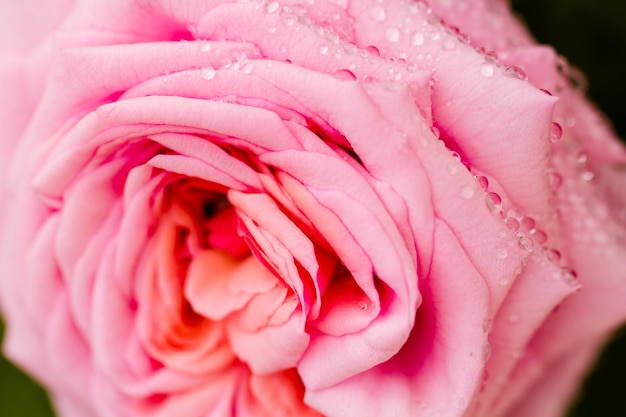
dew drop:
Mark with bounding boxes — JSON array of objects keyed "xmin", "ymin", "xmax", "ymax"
[
  {"xmin": 530, "ymin": 229, "xmax": 547, "ymax": 245},
  {"xmin": 325, "ymin": 31, "xmax": 340, "ymax": 44},
  {"xmin": 548, "ymin": 172, "xmax": 563, "ymax": 189},
  {"xmin": 344, "ymin": 44, "xmax": 358, "ymax": 55},
  {"xmin": 480, "ymin": 61, "xmax": 494, "ymax": 78},
  {"xmin": 546, "ymin": 248, "xmax": 561, "ymax": 262},
  {"xmin": 447, "ymin": 163, "xmax": 457, "ymax": 174},
  {"xmin": 319, "ymin": 45, "xmax": 329, "ymax": 55},
  {"xmin": 520, "ymin": 217, "xmax": 535, "ymax": 231},
  {"xmin": 581, "ymin": 171, "xmax": 595, "ymax": 181},
  {"xmin": 461, "ymin": 185, "xmax": 475, "ymax": 199},
  {"xmin": 427, "ymin": 15, "xmax": 441, "ymax": 25},
  {"xmin": 507, "ymin": 207, "xmax": 524, "ymax": 220},
  {"xmin": 365, "ymin": 45, "xmax": 381, "ymax": 56},
  {"xmin": 482, "ymin": 319, "xmax": 493, "ymax": 333},
  {"xmin": 383, "ymin": 82, "xmax": 402, "ymax": 91},
  {"xmin": 486, "ymin": 192, "xmax": 502, "ymax": 212},
  {"xmin": 332, "ymin": 69, "xmax": 357, "ymax": 81},
  {"xmin": 577, "ymin": 152, "xmax": 588, "ymax": 164},
  {"xmin": 386, "ymin": 27, "xmax": 400, "ymax": 42},
  {"xmin": 443, "ymin": 37, "xmax": 456, "ymax": 50},
  {"xmin": 474, "ymin": 175, "xmax": 489, "ymax": 191},
  {"xmin": 268, "ymin": 26, "xmax": 277, "ymax": 34},
  {"xmin": 430, "ymin": 126, "xmax": 440, "ymax": 139},
  {"xmin": 482, "ymin": 344, "xmax": 492, "ymax": 362},
  {"xmin": 504, "ymin": 217, "xmax": 520, "ymax": 232},
  {"xmin": 550, "ymin": 122, "xmax": 563, "ymax": 143},
  {"xmin": 201, "ymin": 66, "xmax": 216, "ymax": 80},
  {"xmin": 200, "ymin": 42, "xmax": 212, "ymax": 52},
  {"xmin": 560, "ymin": 267, "xmax": 578, "ymax": 286},
  {"xmin": 411, "ymin": 31, "xmax": 425, "ymax": 46},
  {"xmin": 518, "ymin": 236, "xmax": 534, "ymax": 252},
  {"xmin": 370, "ymin": 5, "xmax": 386, "ymax": 22},
  {"xmin": 359, "ymin": 301, "xmax": 374, "ymax": 311},
  {"xmin": 504, "ymin": 66, "xmax": 527, "ymax": 81},
  {"xmin": 264, "ymin": 0, "xmax": 280, "ymax": 13},
  {"xmin": 496, "ymin": 247, "xmax": 508, "ymax": 259}
]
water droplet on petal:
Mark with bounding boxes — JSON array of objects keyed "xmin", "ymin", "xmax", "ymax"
[
  {"xmin": 486, "ymin": 192, "xmax": 502, "ymax": 212},
  {"xmin": 201, "ymin": 66, "xmax": 216, "ymax": 80},
  {"xmin": 550, "ymin": 122, "xmax": 563, "ymax": 143},
  {"xmin": 443, "ymin": 37, "xmax": 456, "ymax": 50},
  {"xmin": 333, "ymin": 69, "xmax": 357, "ymax": 81},
  {"xmin": 518, "ymin": 236, "xmax": 534, "ymax": 251},
  {"xmin": 549, "ymin": 172, "xmax": 563, "ymax": 189},
  {"xmin": 461, "ymin": 185, "xmax": 475, "ymax": 199},
  {"xmin": 344, "ymin": 44, "xmax": 357, "ymax": 55},
  {"xmin": 359, "ymin": 301, "xmax": 369, "ymax": 310},
  {"xmin": 546, "ymin": 248, "xmax": 561, "ymax": 262},
  {"xmin": 504, "ymin": 66, "xmax": 527, "ymax": 81},
  {"xmin": 520, "ymin": 217, "xmax": 535, "ymax": 231},
  {"xmin": 507, "ymin": 207, "xmax": 524, "ymax": 220},
  {"xmin": 411, "ymin": 31, "xmax": 425, "ymax": 46},
  {"xmin": 560, "ymin": 267, "xmax": 578, "ymax": 286},
  {"xmin": 530, "ymin": 229, "xmax": 547, "ymax": 245},
  {"xmin": 496, "ymin": 247, "xmax": 508, "ymax": 259},
  {"xmin": 386, "ymin": 27, "xmax": 400, "ymax": 42},
  {"xmin": 319, "ymin": 45, "xmax": 329, "ymax": 55},
  {"xmin": 577, "ymin": 152, "xmax": 588, "ymax": 164},
  {"xmin": 504, "ymin": 217, "xmax": 520, "ymax": 232},
  {"xmin": 325, "ymin": 31, "xmax": 340, "ymax": 44},
  {"xmin": 483, "ymin": 319, "xmax": 493, "ymax": 333},
  {"xmin": 474, "ymin": 175, "xmax": 489, "ymax": 191},
  {"xmin": 200, "ymin": 42, "xmax": 212, "ymax": 52},
  {"xmin": 581, "ymin": 171, "xmax": 595, "ymax": 181},
  {"xmin": 265, "ymin": 0, "xmax": 280, "ymax": 13},
  {"xmin": 370, "ymin": 5, "xmax": 386, "ymax": 22},
  {"xmin": 282, "ymin": 13, "xmax": 295, "ymax": 26},
  {"xmin": 365, "ymin": 45, "xmax": 381, "ymax": 57},
  {"xmin": 268, "ymin": 26, "xmax": 277, "ymax": 34},
  {"xmin": 480, "ymin": 61, "xmax": 494, "ymax": 78},
  {"xmin": 482, "ymin": 344, "xmax": 492, "ymax": 362}
]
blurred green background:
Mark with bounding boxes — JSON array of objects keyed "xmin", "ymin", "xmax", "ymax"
[{"xmin": 1, "ymin": 0, "xmax": 625, "ymax": 416}]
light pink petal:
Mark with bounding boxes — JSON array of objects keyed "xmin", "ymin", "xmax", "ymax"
[
  {"xmin": 228, "ymin": 308, "xmax": 309, "ymax": 374},
  {"xmin": 240, "ymin": 370, "xmax": 323, "ymax": 417},
  {"xmin": 464, "ymin": 256, "xmax": 580, "ymax": 416},
  {"xmin": 185, "ymin": 250, "xmax": 277, "ymax": 320},
  {"xmin": 22, "ymin": 40, "xmax": 261, "ymax": 149},
  {"xmin": 0, "ymin": 0, "xmax": 73, "ymax": 54},
  {"xmin": 148, "ymin": 132, "xmax": 263, "ymax": 190},
  {"xmin": 305, "ymin": 219, "xmax": 489, "ymax": 417},
  {"xmin": 504, "ymin": 336, "xmax": 607, "ymax": 417}
]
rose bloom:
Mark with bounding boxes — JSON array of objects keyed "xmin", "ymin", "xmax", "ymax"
[{"xmin": 1, "ymin": 0, "xmax": 625, "ymax": 416}]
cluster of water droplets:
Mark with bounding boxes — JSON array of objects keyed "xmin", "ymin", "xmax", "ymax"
[
  {"xmin": 442, "ymin": 120, "xmax": 579, "ymax": 288},
  {"xmin": 254, "ymin": 0, "xmax": 438, "ymax": 86}
]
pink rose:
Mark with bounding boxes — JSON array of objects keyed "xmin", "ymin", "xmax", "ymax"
[{"xmin": 1, "ymin": 0, "xmax": 625, "ymax": 416}]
